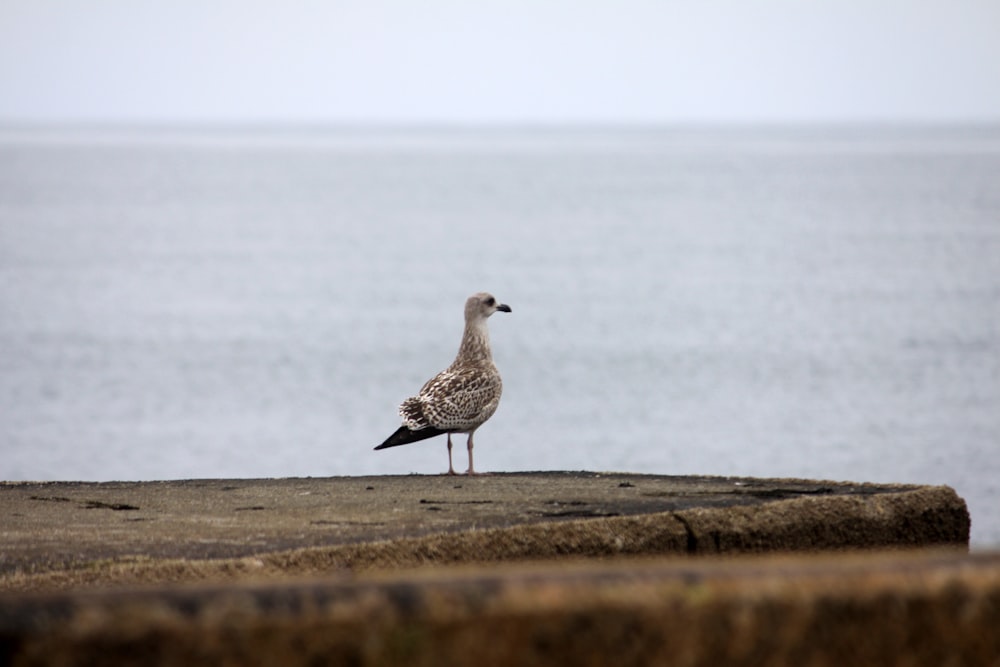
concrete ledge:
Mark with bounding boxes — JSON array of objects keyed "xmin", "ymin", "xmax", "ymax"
[
  {"xmin": 0, "ymin": 474, "xmax": 969, "ymax": 591},
  {"xmin": 0, "ymin": 473, "xmax": 980, "ymax": 665},
  {"xmin": 2, "ymin": 550, "xmax": 997, "ymax": 666}
]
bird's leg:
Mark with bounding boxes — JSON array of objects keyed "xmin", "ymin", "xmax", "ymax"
[
  {"xmin": 446, "ymin": 433, "xmax": 457, "ymax": 475},
  {"xmin": 465, "ymin": 432, "xmax": 476, "ymax": 475},
  {"xmin": 465, "ymin": 431, "xmax": 488, "ymax": 475}
]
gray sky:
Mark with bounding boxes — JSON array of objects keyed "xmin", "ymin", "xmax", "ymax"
[{"xmin": 2, "ymin": 0, "xmax": 999, "ymax": 124}]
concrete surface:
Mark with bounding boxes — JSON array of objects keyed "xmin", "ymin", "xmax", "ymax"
[
  {"xmin": 0, "ymin": 472, "xmax": 982, "ymax": 665},
  {"xmin": 0, "ymin": 472, "xmax": 969, "ymax": 592}
]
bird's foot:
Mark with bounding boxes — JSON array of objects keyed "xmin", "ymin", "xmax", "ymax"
[{"xmin": 465, "ymin": 469, "xmax": 491, "ymax": 476}]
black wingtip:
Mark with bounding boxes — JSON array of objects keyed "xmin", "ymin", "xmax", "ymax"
[{"xmin": 374, "ymin": 425, "xmax": 448, "ymax": 450}]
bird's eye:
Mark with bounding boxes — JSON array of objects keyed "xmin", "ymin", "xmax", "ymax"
[{"xmin": 484, "ymin": 296, "xmax": 495, "ymax": 306}]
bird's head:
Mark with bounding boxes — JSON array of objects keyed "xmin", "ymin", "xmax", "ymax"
[{"xmin": 466, "ymin": 292, "xmax": 512, "ymax": 321}]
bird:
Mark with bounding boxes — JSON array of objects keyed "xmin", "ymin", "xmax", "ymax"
[{"xmin": 375, "ymin": 292, "xmax": 511, "ymax": 475}]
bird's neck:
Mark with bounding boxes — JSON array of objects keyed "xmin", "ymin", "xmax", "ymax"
[{"xmin": 456, "ymin": 318, "xmax": 493, "ymax": 364}]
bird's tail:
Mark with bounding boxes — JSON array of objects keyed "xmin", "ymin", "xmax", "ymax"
[{"xmin": 374, "ymin": 425, "xmax": 449, "ymax": 450}]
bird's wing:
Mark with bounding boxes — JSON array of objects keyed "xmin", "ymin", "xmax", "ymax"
[
  {"xmin": 375, "ymin": 424, "xmax": 448, "ymax": 450},
  {"xmin": 417, "ymin": 364, "xmax": 503, "ymax": 431}
]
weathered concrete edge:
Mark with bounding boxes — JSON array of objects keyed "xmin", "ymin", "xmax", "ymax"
[
  {"xmin": 2, "ymin": 550, "xmax": 997, "ymax": 667},
  {"xmin": 2, "ymin": 484, "xmax": 969, "ymax": 592},
  {"xmin": 268, "ymin": 484, "xmax": 970, "ymax": 567}
]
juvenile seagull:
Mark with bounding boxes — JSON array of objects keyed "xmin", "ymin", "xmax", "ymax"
[{"xmin": 375, "ymin": 292, "xmax": 511, "ymax": 475}]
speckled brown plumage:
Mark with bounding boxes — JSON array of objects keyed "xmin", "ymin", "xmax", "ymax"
[{"xmin": 375, "ymin": 292, "xmax": 511, "ymax": 475}]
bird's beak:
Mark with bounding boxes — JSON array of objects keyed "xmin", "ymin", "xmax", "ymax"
[{"xmin": 497, "ymin": 303, "xmax": 512, "ymax": 313}]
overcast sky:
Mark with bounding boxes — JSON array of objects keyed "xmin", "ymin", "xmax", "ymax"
[{"xmin": 2, "ymin": 1, "xmax": 999, "ymax": 125}]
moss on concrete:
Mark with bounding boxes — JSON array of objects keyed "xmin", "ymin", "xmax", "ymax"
[{"xmin": 2, "ymin": 550, "xmax": 997, "ymax": 667}]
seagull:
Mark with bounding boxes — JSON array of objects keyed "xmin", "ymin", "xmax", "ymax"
[{"xmin": 375, "ymin": 292, "xmax": 511, "ymax": 475}]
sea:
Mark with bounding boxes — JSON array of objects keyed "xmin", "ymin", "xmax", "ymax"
[{"xmin": 1, "ymin": 124, "xmax": 998, "ymax": 547}]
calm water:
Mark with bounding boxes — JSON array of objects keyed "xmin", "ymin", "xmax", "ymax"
[{"xmin": 1, "ymin": 125, "xmax": 998, "ymax": 546}]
